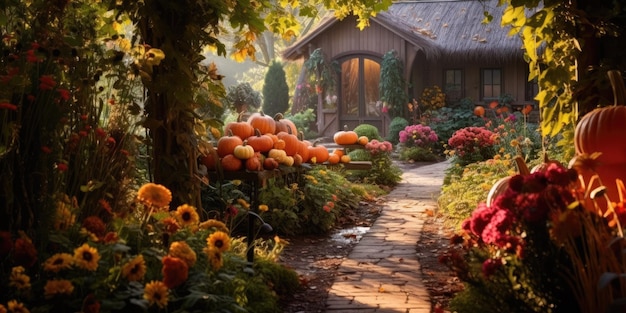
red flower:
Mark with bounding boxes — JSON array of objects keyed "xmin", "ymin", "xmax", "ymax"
[
  {"xmin": 0, "ymin": 101, "xmax": 17, "ymax": 111},
  {"xmin": 162, "ymin": 256, "xmax": 188, "ymax": 288},
  {"xmin": 82, "ymin": 216, "xmax": 106, "ymax": 237},
  {"xmin": 481, "ymin": 258, "xmax": 502, "ymax": 278},
  {"xmin": 41, "ymin": 146, "xmax": 52, "ymax": 154},
  {"xmin": 57, "ymin": 88, "xmax": 70, "ymax": 101},
  {"xmin": 95, "ymin": 128, "xmax": 107, "ymax": 138},
  {"xmin": 0, "ymin": 231, "xmax": 13, "ymax": 257},
  {"xmin": 13, "ymin": 235, "xmax": 38, "ymax": 268},
  {"xmin": 99, "ymin": 199, "xmax": 112, "ymax": 215},
  {"xmin": 57, "ymin": 162, "xmax": 68, "ymax": 172},
  {"xmin": 39, "ymin": 75, "xmax": 57, "ymax": 90},
  {"xmin": 82, "ymin": 294, "xmax": 101, "ymax": 313}
]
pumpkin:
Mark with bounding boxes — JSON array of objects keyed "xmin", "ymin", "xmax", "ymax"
[
  {"xmin": 276, "ymin": 128, "xmax": 299, "ymax": 156},
  {"xmin": 281, "ymin": 155, "xmax": 295, "ymax": 166},
  {"xmin": 486, "ymin": 156, "xmax": 530, "ymax": 207},
  {"xmin": 340, "ymin": 155, "xmax": 351, "ymax": 163},
  {"xmin": 233, "ymin": 140, "xmax": 255, "ymax": 160},
  {"xmin": 293, "ymin": 153, "xmax": 303, "ymax": 166},
  {"xmin": 224, "ymin": 112, "xmax": 254, "ymax": 139},
  {"xmin": 357, "ymin": 136, "xmax": 369, "ymax": 145},
  {"xmin": 216, "ymin": 131, "xmax": 243, "ymax": 157},
  {"xmin": 474, "ymin": 105, "xmax": 485, "ymax": 117},
  {"xmin": 221, "ymin": 154, "xmax": 242, "ymax": 171},
  {"xmin": 333, "ymin": 149, "xmax": 345, "ymax": 157},
  {"xmin": 245, "ymin": 154, "xmax": 262, "ymax": 171},
  {"xmin": 327, "ymin": 153, "xmax": 340, "ymax": 164},
  {"xmin": 246, "ymin": 129, "xmax": 274, "ymax": 153},
  {"xmin": 263, "ymin": 157, "xmax": 279, "ymax": 170},
  {"xmin": 199, "ymin": 149, "xmax": 218, "ymax": 171},
  {"xmin": 247, "ymin": 111, "xmax": 276, "ymax": 135},
  {"xmin": 333, "ymin": 125, "xmax": 359, "ymax": 145},
  {"xmin": 296, "ymin": 140, "xmax": 310, "ymax": 163},
  {"xmin": 574, "ymin": 70, "xmax": 626, "ymax": 202},
  {"xmin": 273, "ymin": 139, "xmax": 286, "ymax": 150},
  {"xmin": 268, "ymin": 148, "xmax": 287, "ymax": 162},
  {"xmin": 308, "ymin": 141, "xmax": 329, "ymax": 163},
  {"xmin": 274, "ymin": 113, "xmax": 298, "ymax": 135}
]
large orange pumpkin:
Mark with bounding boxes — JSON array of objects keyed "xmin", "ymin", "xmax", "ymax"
[
  {"xmin": 276, "ymin": 129, "xmax": 299, "ymax": 156},
  {"xmin": 274, "ymin": 113, "xmax": 298, "ymax": 135},
  {"xmin": 246, "ymin": 129, "xmax": 274, "ymax": 153},
  {"xmin": 308, "ymin": 141, "xmax": 329, "ymax": 163},
  {"xmin": 224, "ymin": 112, "xmax": 254, "ymax": 139},
  {"xmin": 474, "ymin": 105, "xmax": 485, "ymax": 117},
  {"xmin": 333, "ymin": 125, "xmax": 358, "ymax": 145},
  {"xmin": 574, "ymin": 70, "xmax": 626, "ymax": 202},
  {"xmin": 247, "ymin": 111, "xmax": 276, "ymax": 135},
  {"xmin": 216, "ymin": 131, "xmax": 243, "ymax": 157}
]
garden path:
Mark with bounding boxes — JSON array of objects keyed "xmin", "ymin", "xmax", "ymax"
[{"xmin": 325, "ymin": 160, "xmax": 449, "ymax": 312}]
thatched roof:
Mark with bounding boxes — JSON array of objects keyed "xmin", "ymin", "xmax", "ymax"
[{"xmin": 282, "ymin": 0, "xmax": 524, "ymax": 62}]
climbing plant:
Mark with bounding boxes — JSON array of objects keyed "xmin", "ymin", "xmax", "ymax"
[{"xmin": 379, "ymin": 50, "xmax": 408, "ymax": 119}]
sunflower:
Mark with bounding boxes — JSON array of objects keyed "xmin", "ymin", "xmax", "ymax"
[
  {"xmin": 43, "ymin": 253, "xmax": 74, "ymax": 273},
  {"xmin": 169, "ymin": 241, "xmax": 197, "ymax": 268},
  {"xmin": 204, "ymin": 246, "xmax": 223, "ymax": 270},
  {"xmin": 144, "ymin": 280, "xmax": 169, "ymax": 308},
  {"xmin": 9, "ymin": 266, "xmax": 30, "ymax": 290},
  {"xmin": 206, "ymin": 231, "xmax": 230, "ymax": 253},
  {"xmin": 136, "ymin": 183, "xmax": 172, "ymax": 208},
  {"xmin": 122, "ymin": 255, "xmax": 146, "ymax": 282},
  {"xmin": 73, "ymin": 243, "xmax": 100, "ymax": 271},
  {"xmin": 174, "ymin": 204, "xmax": 199, "ymax": 227},
  {"xmin": 54, "ymin": 199, "xmax": 75, "ymax": 231},
  {"xmin": 6, "ymin": 300, "xmax": 28, "ymax": 313},
  {"xmin": 44, "ymin": 279, "xmax": 74, "ymax": 299},
  {"xmin": 198, "ymin": 219, "xmax": 229, "ymax": 233}
]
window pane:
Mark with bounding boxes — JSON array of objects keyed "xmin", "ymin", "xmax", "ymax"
[
  {"xmin": 493, "ymin": 69, "xmax": 501, "ymax": 83},
  {"xmin": 341, "ymin": 58, "xmax": 359, "ymax": 116},
  {"xmin": 484, "ymin": 85, "xmax": 493, "ymax": 97},
  {"xmin": 364, "ymin": 58, "xmax": 381, "ymax": 117}
]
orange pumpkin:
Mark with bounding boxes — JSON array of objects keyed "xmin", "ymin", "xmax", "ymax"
[
  {"xmin": 274, "ymin": 113, "xmax": 298, "ymax": 135},
  {"xmin": 199, "ymin": 149, "xmax": 218, "ymax": 171},
  {"xmin": 273, "ymin": 139, "xmax": 286, "ymax": 150},
  {"xmin": 246, "ymin": 129, "xmax": 274, "ymax": 153},
  {"xmin": 357, "ymin": 136, "xmax": 369, "ymax": 145},
  {"xmin": 263, "ymin": 157, "xmax": 279, "ymax": 170},
  {"xmin": 340, "ymin": 155, "xmax": 351, "ymax": 163},
  {"xmin": 333, "ymin": 125, "xmax": 359, "ymax": 145},
  {"xmin": 221, "ymin": 154, "xmax": 242, "ymax": 171},
  {"xmin": 574, "ymin": 70, "xmax": 626, "ymax": 202},
  {"xmin": 216, "ymin": 131, "xmax": 243, "ymax": 157},
  {"xmin": 247, "ymin": 111, "xmax": 276, "ymax": 135},
  {"xmin": 276, "ymin": 129, "xmax": 299, "ymax": 156},
  {"xmin": 224, "ymin": 112, "xmax": 254, "ymax": 139},
  {"xmin": 245, "ymin": 153, "xmax": 262, "ymax": 171},
  {"xmin": 327, "ymin": 153, "xmax": 340, "ymax": 165},
  {"xmin": 308, "ymin": 141, "xmax": 329, "ymax": 163},
  {"xmin": 474, "ymin": 105, "xmax": 485, "ymax": 117},
  {"xmin": 333, "ymin": 149, "xmax": 345, "ymax": 157}
]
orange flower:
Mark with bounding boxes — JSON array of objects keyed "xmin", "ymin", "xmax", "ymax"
[
  {"xmin": 161, "ymin": 256, "xmax": 188, "ymax": 289},
  {"xmin": 82, "ymin": 216, "xmax": 106, "ymax": 238},
  {"xmin": 206, "ymin": 231, "xmax": 230, "ymax": 253},
  {"xmin": 522, "ymin": 104, "xmax": 533, "ymax": 115},
  {"xmin": 44, "ymin": 279, "xmax": 74, "ymax": 298},
  {"xmin": 13, "ymin": 233, "xmax": 37, "ymax": 268},
  {"xmin": 489, "ymin": 101, "xmax": 499, "ymax": 109},
  {"xmin": 43, "ymin": 253, "xmax": 73, "ymax": 273},
  {"xmin": 174, "ymin": 204, "xmax": 199, "ymax": 227},
  {"xmin": 136, "ymin": 183, "xmax": 172, "ymax": 208},
  {"xmin": 144, "ymin": 281, "xmax": 168, "ymax": 308},
  {"xmin": 169, "ymin": 241, "xmax": 197, "ymax": 268},
  {"xmin": 122, "ymin": 255, "xmax": 146, "ymax": 282},
  {"xmin": 7, "ymin": 300, "xmax": 28, "ymax": 313},
  {"xmin": 73, "ymin": 243, "xmax": 100, "ymax": 271}
]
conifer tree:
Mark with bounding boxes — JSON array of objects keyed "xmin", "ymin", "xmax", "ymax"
[{"xmin": 262, "ymin": 61, "xmax": 290, "ymax": 116}]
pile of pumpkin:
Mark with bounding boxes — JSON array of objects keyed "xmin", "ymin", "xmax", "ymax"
[{"xmin": 199, "ymin": 112, "xmax": 369, "ymax": 172}]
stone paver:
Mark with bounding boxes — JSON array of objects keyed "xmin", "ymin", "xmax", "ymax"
[{"xmin": 325, "ymin": 160, "xmax": 449, "ymax": 313}]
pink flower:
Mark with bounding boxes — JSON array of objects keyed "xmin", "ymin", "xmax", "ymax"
[
  {"xmin": 482, "ymin": 258, "xmax": 502, "ymax": 278},
  {"xmin": 57, "ymin": 88, "xmax": 70, "ymax": 101},
  {"xmin": 39, "ymin": 75, "xmax": 57, "ymax": 90}
]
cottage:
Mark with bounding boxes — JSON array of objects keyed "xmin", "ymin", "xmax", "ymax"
[{"xmin": 282, "ymin": 0, "xmax": 537, "ymax": 138}]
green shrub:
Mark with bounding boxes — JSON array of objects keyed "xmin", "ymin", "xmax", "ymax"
[
  {"xmin": 284, "ymin": 109, "xmax": 317, "ymax": 139},
  {"xmin": 347, "ymin": 149, "xmax": 372, "ymax": 161},
  {"xmin": 399, "ymin": 146, "xmax": 437, "ymax": 162},
  {"xmin": 262, "ymin": 61, "xmax": 290, "ymax": 116},
  {"xmin": 386, "ymin": 117, "xmax": 409, "ymax": 144},
  {"xmin": 423, "ymin": 97, "xmax": 485, "ymax": 143},
  {"xmin": 353, "ymin": 124, "xmax": 382, "ymax": 140}
]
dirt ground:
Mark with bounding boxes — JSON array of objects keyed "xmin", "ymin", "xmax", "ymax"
[{"xmin": 278, "ymin": 161, "xmax": 464, "ymax": 313}]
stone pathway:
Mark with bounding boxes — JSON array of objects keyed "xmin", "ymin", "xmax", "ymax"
[{"xmin": 325, "ymin": 160, "xmax": 450, "ymax": 313}]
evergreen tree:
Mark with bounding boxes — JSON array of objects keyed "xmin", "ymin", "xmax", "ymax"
[{"xmin": 262, "ymin": 61, "xmax": 290, "ymax": 116}]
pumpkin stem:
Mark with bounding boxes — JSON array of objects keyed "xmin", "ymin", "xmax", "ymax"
[
  {"xmin": 343, "ymin": 124, "xmax": 349, "ymax": 131},
  {"xmin": 514, "ymin": 156, "xmax": 530, "ymax": 176},
  {"xmin": 608, "ymin": 70, "xmax": 626, "ymax": 106}
]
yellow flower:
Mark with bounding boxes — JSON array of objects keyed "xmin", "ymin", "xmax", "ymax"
[
  {"xmin": 144, "ymin": 280, "xmax": 169, "ymax": 308},
  {"xmin": 198, "ymin": 219, "xmax": 229, "ymax": 233},
  {"xmin": 169, "ymin": 241, "xmax": 197, "ymax": 268},
  {"xmin": 258, "ymin": 204, "xmax": 269, "ymax": 212},
  {"xmin": 232, "ymin": 180, "xmax": 242, "ymax": 186},
  {"xmin": 122, "ymin": 255, "xmax": 146, "ymax": 282},
  {"xmin": 54, "ymin": 200, "xmax": 75, "ymax": 231},
  {"xmin": 6, "ymin": 300, "xmax": 28, "ymax": 313},
  {"xmin": 145, "ymin": 48, "xmax": 165, "ymax": 66},
  {"xmin": 9, "ymin": 266, "xmax": 30, "ymax": 290},
  {"xmin": 73, "ymin": 243, "xmax": 100, "ymax": 271},
  {"xmin": 204, "ymin": 247, "xmax": 223, "ymax": 271},
  {"xmin": 236, "ymin": 198, "xmax": 250, "ymax": 209},
  {"xmin": 174, "ymin": 204, "xmax": 200, "ymax": 227},
  {"xmin": 510, "ymin": 139, "xmax": 519, "ymax": 147},
  {"xmin": 206, "ymin": 231, "xmax": 230, "ymax": 253},
  {"xmin": 137, "ymin": 183, "xmax": 172, "ymax": 208},
  {"xmin": 44, "ymin": 279, "xmax": 74, "ymax": 299}
]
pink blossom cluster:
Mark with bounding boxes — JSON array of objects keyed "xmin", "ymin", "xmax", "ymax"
[
  {"xmin": 398, "ymin": 124, "xmax": 439, "ymax": 149},
  {"xmin": 447, "ymin": 127, "xmax": 496, "ymax": 157},
  {"xmin": 461, "ymin": 162, "xmax": 578, "ymax": 278},
  {"xmin": 364, "ymin": 139, "xmax": 393, "ymax": 155}
]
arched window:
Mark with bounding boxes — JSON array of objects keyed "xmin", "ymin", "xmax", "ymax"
[{"xmin": 337, "ymin": 55, "xmax": 382, "ymax": 130}]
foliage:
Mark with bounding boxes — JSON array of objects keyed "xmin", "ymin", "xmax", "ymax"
[
  {"xmin": 386, "ymin": 117, "xmax": 409, "ymax": 144},
  {"xmin": 262, "ymin": 61, "xmax": 290, "ymax": 116},
  {"xmin": 258, "ymin": 178, "xmax": 302, "ymax": 236},
  {"xmin": 446, "ymin": 127, "xmax": 497, "ymax": 167},
  {"xmin": 438, "ymin": 158, "xmax": 517, "ymax": 226},
  {"xmin": 303, "ymin": 48, "xmax": 339, "ymax": 99},
  {"xmin": 419, "ymin": 85, "xmax": 446, "ymax": 112},
  {"xmin": 284, "ymin": 109, "xmax": 318, "ymax": 139},
  {"xmin": 347, "ymin": 149, "xmax": 372, "ymax": 161},
  {"xmin": 483, "ymin": 113, "xmax": 543, "ymax": 163},
  {"xmin": 441, "ymin": 160, "xmax": 626, "ymax": 313},
  {"xmin": 422, "ymin": 98, "xmax": 485, "ymax": 144},
  {"xmin": 364, "ymin": 140, "xmax": 401, "ymax": 186},
  {"xmin": 353, "ymin": 124, "xmax": 382, "ymax": 141},
  {"xmin": 399, "ymin": 147, "xmax": 438, "ymax": 163},
  {"xmin": 225, "ymin": 82, "xmax": 262, "ymax": 113},
  {"xmin": 379, "ymin": 50, "xmax": 407, "ymax": 118}
]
